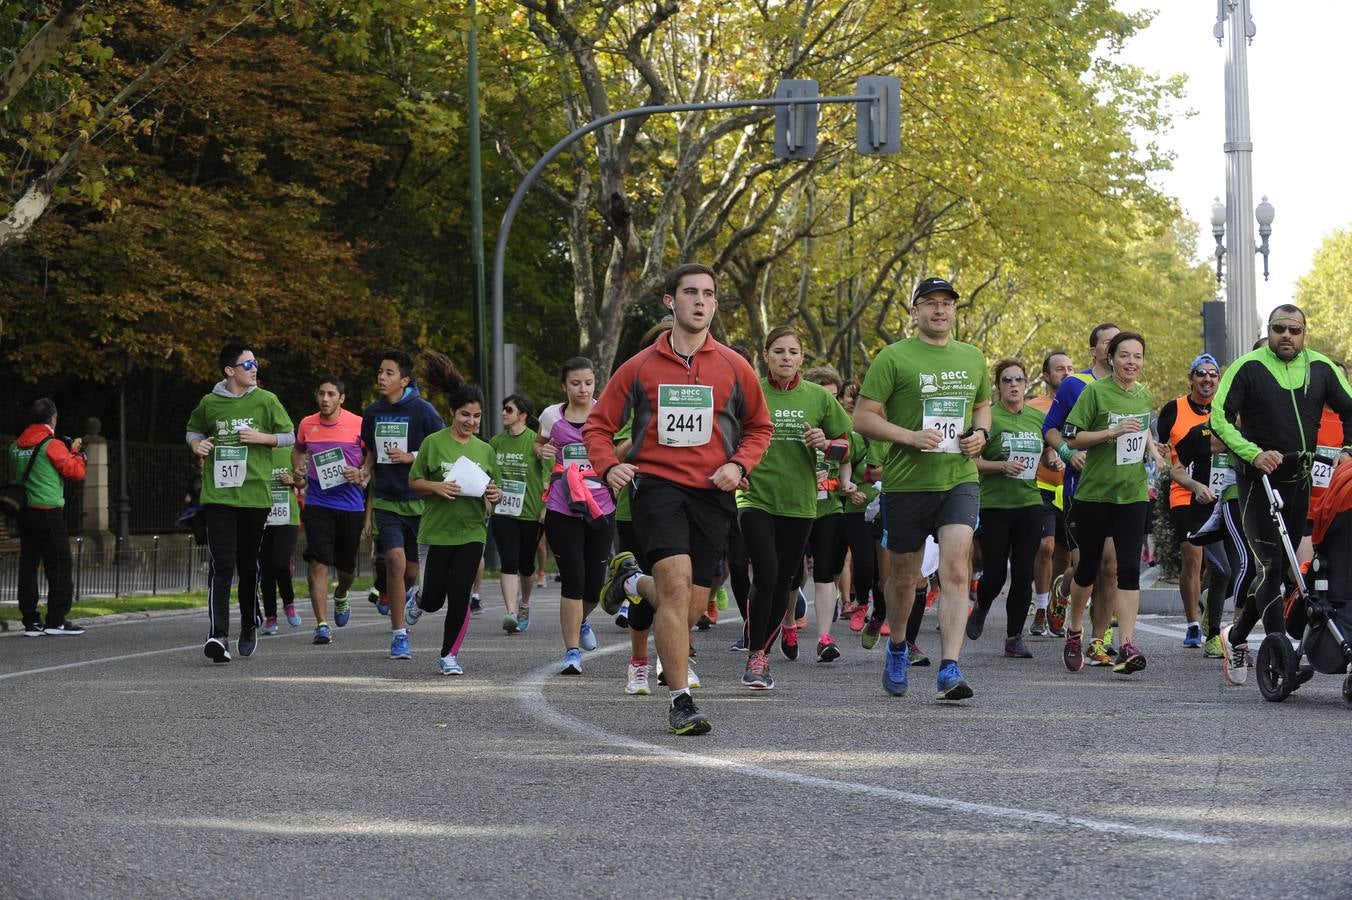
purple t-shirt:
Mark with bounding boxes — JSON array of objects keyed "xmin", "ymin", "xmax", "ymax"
[{"xmin": 541, "ymin": 404, "xmax": 615, "ymax": 517}]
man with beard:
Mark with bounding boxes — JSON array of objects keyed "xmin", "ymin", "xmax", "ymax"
[{"xmin": 1213, "ymin": 304, "xmax": 1352, "ymax": 685}]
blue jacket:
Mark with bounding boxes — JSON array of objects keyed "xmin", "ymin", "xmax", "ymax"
[{"xmin": 361, "ymin": 385, "xmax": 445, "ymax": 503}]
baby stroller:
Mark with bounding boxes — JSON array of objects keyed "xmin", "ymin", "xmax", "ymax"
[{"xmin": 1255, "ymin": 462, "xmax": 1352, "ymax": 705}]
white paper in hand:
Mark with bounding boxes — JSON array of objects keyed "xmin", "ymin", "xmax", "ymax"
[{"xmin": 446, "ymin": 455, "xmax": 490, "ymax": 498}]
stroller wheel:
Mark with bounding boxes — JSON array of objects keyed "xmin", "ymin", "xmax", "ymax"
[
  {"xmin": 1343, "ymin": 672, "xmax": 1352, "ymax": 708},
  {"xmin": 1256, "ymin": 633, "xmax": 1298, "ymax": 702}
]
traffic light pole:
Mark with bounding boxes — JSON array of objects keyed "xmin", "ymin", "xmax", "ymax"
[{"xmin": 489, "ymin": 88, "xmax": 894, "ymax": 433}]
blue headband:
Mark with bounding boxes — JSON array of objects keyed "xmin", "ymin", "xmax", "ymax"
[{"xmin": 1189, "ymin": 353, "xmax": 1219, "ymax": 374}]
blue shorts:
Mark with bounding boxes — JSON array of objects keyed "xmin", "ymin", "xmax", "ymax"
[{"xmin": 373, "ymin": 508, "xmax": 420, "ymax": 562}]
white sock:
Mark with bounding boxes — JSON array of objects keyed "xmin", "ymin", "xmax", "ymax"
[
  {"xmin": 669, "ymin": 688, "xmax": 691, "ymax": 705},
  {"xmin": 623, "ymin": 572, "xmax": 641, "ymax": 596},
  {"xmin": 1188, "ymin": 620, "xmax": 1200, "ymax": 629},
  {"xmin": 394, "ymin": 628, "xmax": 407, "ymax": 637},
  {"xmin": 1035, "ymin": 591, "xmax": 1050, "ymax": 610}
]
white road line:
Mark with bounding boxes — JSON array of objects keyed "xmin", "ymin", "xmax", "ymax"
[
  {"xmin": 515, "ymin": 645, "xmax": 1229, "ymax": 846},
  {"xmin": 0, "ymin": 620, "xmax": 387, "ymax": 682}
]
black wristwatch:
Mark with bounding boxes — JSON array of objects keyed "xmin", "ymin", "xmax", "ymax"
[
  {"xmin": 729, "ymin": 460, "xmax": 747, "ymax": 478},
  {"xmin": 972, "ymin": 427, "xmax": 989, "ymax": 441}
]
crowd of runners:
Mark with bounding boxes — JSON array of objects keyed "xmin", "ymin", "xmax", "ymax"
[{"xmin": 20, "ymin": 263, "xmax": 1349, "ymax": 735}]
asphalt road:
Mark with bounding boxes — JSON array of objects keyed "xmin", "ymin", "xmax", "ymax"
[{"xmin": 2, "ymin": 584, "xmax": 1350, "ymax": 899}]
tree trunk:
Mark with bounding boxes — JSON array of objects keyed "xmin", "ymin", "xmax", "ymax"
[{"xmin": 0, "ymin": 0, "xmax": 90, "ymax": 111}]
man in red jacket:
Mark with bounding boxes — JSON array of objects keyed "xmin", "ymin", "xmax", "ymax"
[
  {"xmin": 584, "ymin": 263, "xmax": 772, "ymax": 735},
  {"xmin": 9, "ymin": 398, "xmax": 87, "ymax": 635}
]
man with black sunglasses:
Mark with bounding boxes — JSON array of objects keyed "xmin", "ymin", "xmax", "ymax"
[
  {"xmin": 186, "ymin": 340, "xmax": 295, "ymax": 663},
  {"xmin": 1157, "ymin": 353, "xmax": 1223, "ymax": 649},
  {"xmin": 1212, "ymin": 304, "xmax": 1352, "ymax": 686}
]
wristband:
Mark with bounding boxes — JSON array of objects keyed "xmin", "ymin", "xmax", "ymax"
[{"xmin": 1057, "ymin": 441, "xmax": 1075, "ymax": 462}]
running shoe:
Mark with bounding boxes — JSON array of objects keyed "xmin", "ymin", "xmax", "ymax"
[
  {"xmin": 780, "ymin": 625, "xmax": 799, "ymax": 661},
  {"xmin": 879, "ymin": 621, "xmax": 891, "ymax": 637},
  {"xmin": 742, "ymin": 652, "xmax": 774, "ymax": 690},
  {"xmin": 376, "ymin": 594, "xmax": 390, "ymax": 617},
  {"xmin": 334, "ymin": 595, "xmax": 352, "ymax": 628},
  {"xmin": 502, "ymin": 614, "xmax": 519, "ymax": 634},
  {"xmin": 1004, "ymin": 635, "xmax": 1033, "ymax": 658},
  {"xmin": 1219, "ymin": 625, "xmax": 1248, "ymax": 685},
  {"xmin": 615, "ymin": 599, "xmax": 630, "ymax": 629},
  {"xmin": 237, "ymin": 630, "xmax": 258, "ymax": 658},
  {"xmin": 1203, "ymin": 635, "xmax": 1223, "ymax": 658},
  {"xmin": 1048, "ymin": 575, "xmax": 1068, "ymax": 636},
  {"xmin": 861, "ymin": 618, "xmax": 883, "ymax": 650},
  {"xmin": 579, "ymin": 619, "xmax": 598, "ymax": 651},
  {"xmin": 966, "ymin": 605, "xmax": 988, "ymax": 641},
  {"xmin": 313, "ymin": 623, "xmax": 332, "ymax": 645},
  {"xmin": 668, "ymin": 693, "xmax": 711, "ymax": 735},
  {"xmin": 1112, "ymin": 641, "xmax": 1147, "ymax": 674},
  {"xmin": 795, "ymin": 589, "xmax": 808, "ymax": 629},
  {"xmin": 203, "ymin": 636, "xmax": 231, "ymax": 663},
  {"xmin": 687, "ymin": 662, "xmax": 702, "ymax": 689},
  {"xmin": 936, "ymin": 661, "xmax": 973, "ymax": 700},
  {"xmin": 1103, "ymin": 620, "xmax": 1116, "ymax": 649},
  {"xmin": 842, "ymin": 599, "xmax": 859, "ymax": 618},
  {"xmin": 1062, "ymin": 630, "xmax": 1084, "ymax": 672},
  {"xmin": 517, "ymin": 603, "xmax": 530, "ymax": 633},
  {"xmin": 1183, "ymin": 623, "xmax": 1203, "ymax": 648},
  {"xmin": 439, "ymin": 654, "xmax": 464, "ymax": 676},
  {"xmin": 1030, "ymin": 608, "xmax": 1048, "ymax": 636},
  {"xmin": 816, "ymin": 634, "xmax": 841, "ymax": 663},
  {"xmin": 1086, "ymin": 638, "xmax": 1113, "ymax": 667},
  {"xmin": 404, "ymin": 590, "xmax": 423, "ymax": 627},
  {"xmin": 560, "ymin": 648, "xmax": 583, "ymax": 675},
  {"xmin": 390, "ymin": 632, "xmax": 411, "ymax": 659},
  {"xmin": 729, "ymin": 634, "xmax": 748, "ymax": 652},
  {"xmin": 625, "ymin": 661, "xmax": 650, "ymax": 695},
  {"xmin": 697, "ymin": 598, "xmax": 718, "ymax": 630},
  {"xmin": 284, "ymin": 604, "xmax": 301, "ymax": 628},
  {"xmin": 601, "ymin": 551, "xmax": 641, "ymax": 615},
  {"xmin": 470, "ymin": 594, "xmax": 482, "ymax": 615},
  {"xmin": 849, "ymin": 604, "xmax": 869, "ymax": 633},
  {"xmin": 882, "ymin": 640, "xmax": 910, "ymax": 696},
  {"xmin": 260, "ymin": 617, "xmax": 279, "ymax": 636},
  {"xmin": 924, "ymin": 582, "xmax": 939, "ymax": 609},
  {"xmin": 22, "ymin": 620, "xmax": 45, "ymax": 636},
  {"xmin": 907, "ymin": 642, "xmax": 931, "ymax": 666},
  {"xmin": 714, "ymin": 585, "xmax": 730, "ymax": 610}
]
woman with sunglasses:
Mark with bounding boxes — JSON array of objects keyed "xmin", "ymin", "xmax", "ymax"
[
  {"xmin": 1061, "ymin": 332, "xmax": 1167, "ymax": 675},
  {"xmin": 968, "ymin": 360, "xmax": 1046, "ymax": 658}
]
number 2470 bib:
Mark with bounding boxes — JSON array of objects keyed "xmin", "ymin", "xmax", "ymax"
[{"xmin": 657, "ymin": 385, "xmax": 714, "ymax": 447}]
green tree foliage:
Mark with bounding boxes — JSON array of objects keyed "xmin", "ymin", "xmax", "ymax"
[{"xmin": 1295, "ymin": 227, "xmax": 1352, "ymax": 365}]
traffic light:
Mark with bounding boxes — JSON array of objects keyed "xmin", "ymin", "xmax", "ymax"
[
  {"xmin": 773, "ymin": 79, "xmax": 819, "ymax": 159},
  {"xmin": 855, "ymin": 76, "xmax": 900, "ymax": 155}
]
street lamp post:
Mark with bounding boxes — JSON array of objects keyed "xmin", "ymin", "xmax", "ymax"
[
  {"xmin": 1209, "ymin": 193, "xmax": 1274, "ymax": 355},
  {"xmin": 1215, "ymin": 0, "xmax": 1263, "ymax": 362}
]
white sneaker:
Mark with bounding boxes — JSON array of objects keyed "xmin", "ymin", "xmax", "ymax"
[
  {"xmin": 1220, "ymin": 625, "xmax": 1249, "ymax": 685},
  {"xmin": 439, "ymin": 654, "xmax": 463, "ymax": 676},
  {"xmin": 625, "ymin": 662, "xmax": 650, "ymax": 695},
  {"xmin": 688, "ymin": 661, "xmax": 701, "ymax": 689},
  {"xmin": 405, "ymin": 586, "xmax": 423, "ymax": 627}
]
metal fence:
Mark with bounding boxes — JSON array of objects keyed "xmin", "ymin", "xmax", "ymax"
[
  {"xmin": 107, "ymin": 441, "xmax": 200, "ymax": 535},
  {"xmin": 0, "ymin": 533, "xmax": 376, "ymax": 604}
]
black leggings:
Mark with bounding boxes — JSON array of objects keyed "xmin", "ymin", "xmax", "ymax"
[
  {"xmin": 726, "ymin": 520, "xmax": 751, "ymax": 621},
  {"xmin": 842, "ymin": 513, "xmax": 875, "ymax": 605},
  {"xmin": 976, "ymin": 505, "xmax": 1042, "ymax": 637},
  {"xmin": 739, "ymin": 508, "xmax": 813, "ymax": 654},
  {"xmin": 545, "ymin": 510, "xmax": 613, "ymax": 610},
  {"xmin": 202, "ymin": 504, "xmax": 269, "ymax": 640},
  {"xmin": 420, "ymin": 543, "xmax": 483, "ymax": 657},
  {"xmin": 808, "ymin": 513, "xmax": 846, "ymax": 583},
  {"xmin": 260, "ymin": 524, "xmax": 298, "ymax": 618},
  {"xmin": 1229, "ymin": 475, "xmax": 1307, "ymax": 645},
  {"xmin": 491, "ymin": 516, "xmax": 543, "ymax": 577},
  {"xmin": 1071, "ymin": 500, "xmax": 1147, "ymax": 591}
]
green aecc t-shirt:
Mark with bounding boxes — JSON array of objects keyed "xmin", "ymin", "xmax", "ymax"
[
  {"xmin": 1065, "ymin": 377, "xmax": 1153, "ymax": 505},
  {"xmin": 409, "ymin": 430, "xmax": 499, "ymax": 546},
  {"xmin": 858, "ymin": 337, "xmax": 991, "ymax": 493},
  {"xmin": 738, "ymin": 378, "xmax": 852, "ymax": 519},
  {"xmin": 489, "ymin": 427, "xmax": 549, "ymax": 522},
  {"xmin": 186, "ymin": 388, "xmax": 294, "ymax": 509},
  {"xmin": 979, "ymin": 403, "xmax": 1046, "ymax": 510}
]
